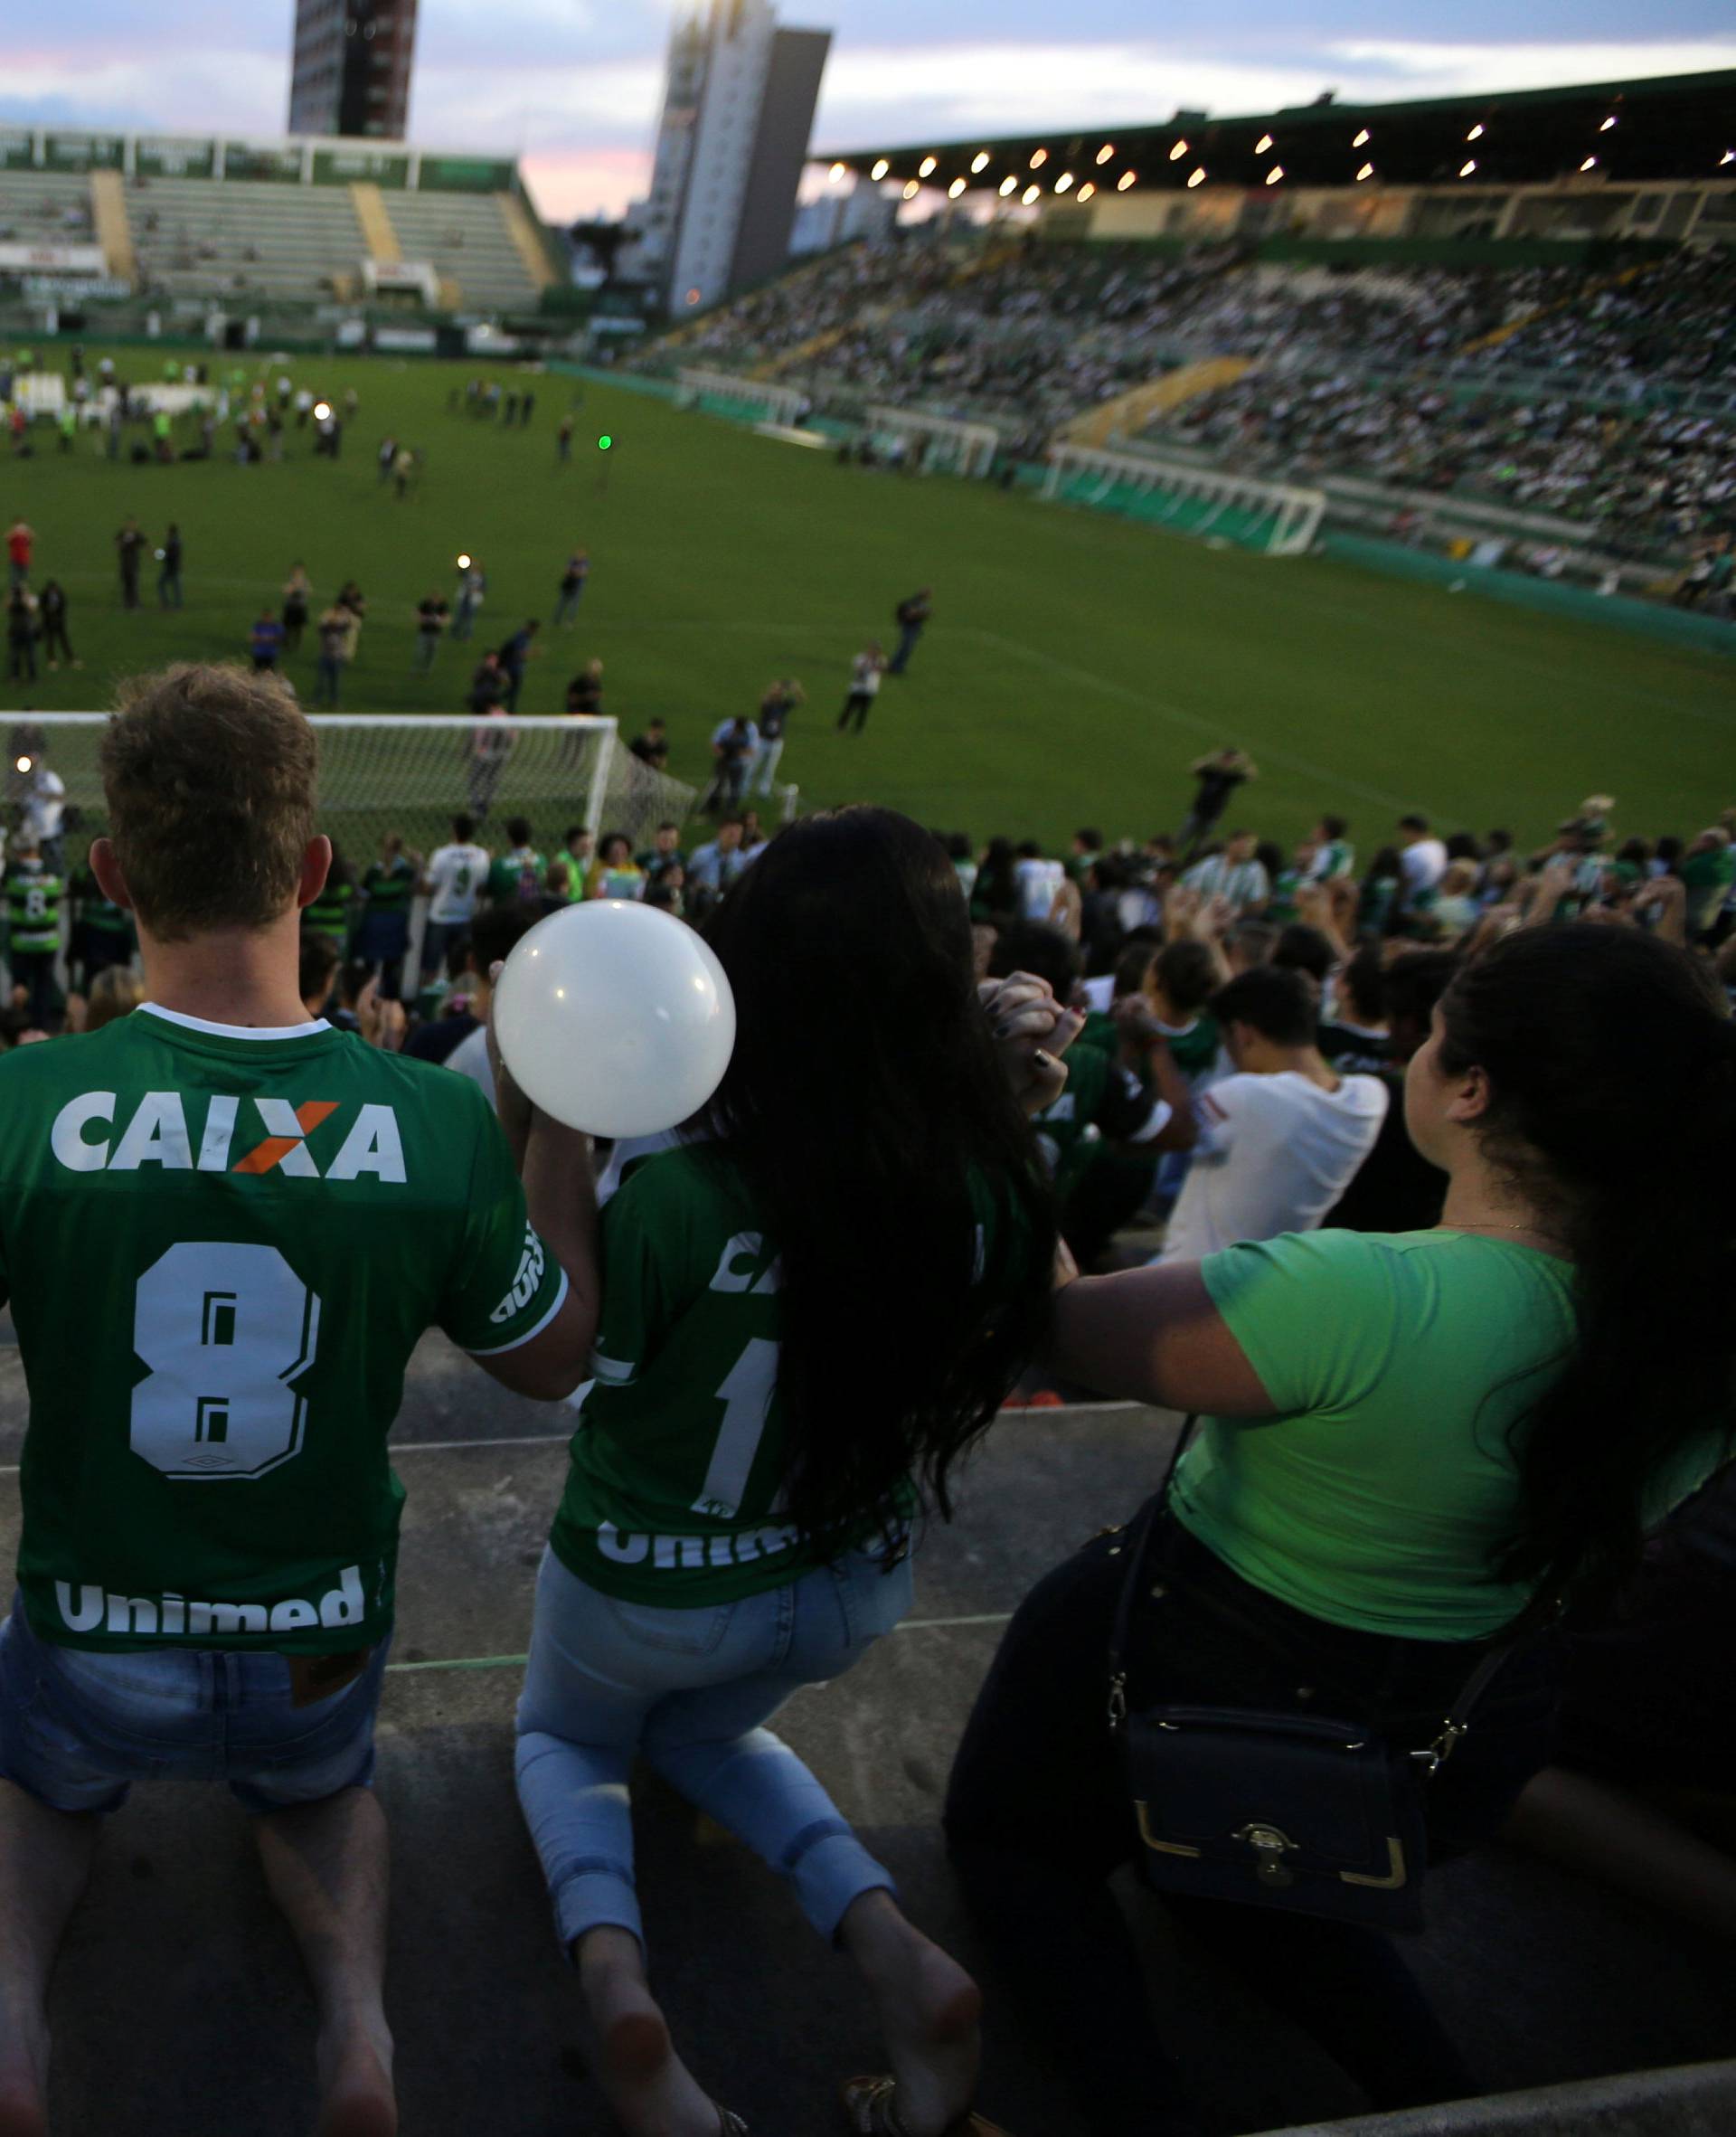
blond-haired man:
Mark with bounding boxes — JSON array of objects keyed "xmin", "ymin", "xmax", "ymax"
[{"xmin": 0, "ymin": 665, "xmax": 598, "ymax": 2132}]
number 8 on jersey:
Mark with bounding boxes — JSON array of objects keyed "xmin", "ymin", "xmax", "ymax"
[{"xmin": 131, "ymin": 1243, "xmax": 321, "ymax": 1480}]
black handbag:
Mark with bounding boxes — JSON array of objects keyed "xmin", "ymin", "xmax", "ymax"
[{"xmin": 1107, "ymin": 1420, "xmax": 1544, "ymax": 1933}]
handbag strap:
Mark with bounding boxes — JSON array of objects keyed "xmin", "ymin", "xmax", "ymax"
[
  {"xmin": 1107, "ymin": 1413, "xmax": 1557, "ymax": 1764},
  {"xmin": 1107, "ymin": 1414, "xmax": 1196, "ymax": 1728},
  {"xmin": 1410, "ymin": 1585, "xmax": 1559, "ymax": 1773}
]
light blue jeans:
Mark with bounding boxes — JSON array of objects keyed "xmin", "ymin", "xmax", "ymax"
[
  {"xmin": 0, "ymin": 1597, "xmax": 389, "ymax": 1815},
  {"xmin": 515, "ymin": 1543, "xmax": 914, "ymax": 1957}
]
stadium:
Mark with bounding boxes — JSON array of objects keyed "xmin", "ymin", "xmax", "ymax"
[{"xmin": 0, "ymin": 5, "xmax": 1731, "ymax": 2135}]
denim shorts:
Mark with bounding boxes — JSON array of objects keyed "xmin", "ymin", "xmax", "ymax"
[{"xmin": 0, "ymin": 1597, "xmax": 391, "ymax": 1815}]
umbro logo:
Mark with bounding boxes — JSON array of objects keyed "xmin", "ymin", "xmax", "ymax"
[{"xmin": 51, "ymin": 1092, "xmax": 406, "ymax": 1182}]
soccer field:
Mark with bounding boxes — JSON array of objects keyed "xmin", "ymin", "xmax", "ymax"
[{"xmin": 4, "ymin": 348, "xmax": 1729, "ymax": 852}]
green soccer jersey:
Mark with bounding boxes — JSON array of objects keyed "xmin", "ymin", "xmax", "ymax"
[
  {"xmin": 1268, "ymin": 869, "xmax": 1302, "ymax": 924},
  {"xmin": 552, "ymin": 1146, "xmax": 920, "ymax": 1606},
  {"xmin": 1074, "ymin": 1010, "xmax": 1119, "ymax": 1059},
  {"xmin": 71, "ymin": 866, "xmax": 132, "ymax": 939},
  {"xmin": 486, "ymin": 847, "xmax": 548, "ymax": 906},
  {"xmin": 0, "ymin": 1006, "xmax": 565, "ymax": 1653},
  {"xmin": 1033, "ymin": 1046, "xmax": 1170, "ymax": 1199},
  {"xmin": 361, "ymin": 857, "xmax": 416, "ymax": 912},
  {"xmin": 304, "ymin": 878, "xmax": 356, "ymax": 950},
  {"xmin": 6, "ymin": 865, "xmax": 64, "ymax": 953},
  {"xmin": 1157, "ymin": 1013, "xmax": 1222, "ymax": 1083}
]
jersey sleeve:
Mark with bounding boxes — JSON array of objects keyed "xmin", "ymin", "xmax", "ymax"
[
  {"xmin": 1200, "ymin": 1232, "xmax": 1398, "ymax": 1414},
  {"xmin": 1097, "ymin": 1063, "xmax": 1173, "ymax": 1147},
  {"xmin": 439, "ymin": 1091, "xmax": 569, "ymax": 1355},
  {"xmin": 584, "ymin": 1161, "xmax": 682, "ymax": 1392}
]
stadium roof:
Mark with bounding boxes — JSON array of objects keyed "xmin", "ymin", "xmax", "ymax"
[{"xmin": 816, "ymin": 69, "xmax": 1736, "ymax": 199}]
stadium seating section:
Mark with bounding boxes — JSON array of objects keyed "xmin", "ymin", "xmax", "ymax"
[
  {"xmin": 126, "ymin": 178, "xmax": 370, "ymax": 303},
  {"xmin": 0, "ymin": 168, "xmax": 99, "ymax": 246},
  {"xmin": 382, "ymin": 191, "xmax": 545, "ymax": 313},
  {"xmin": 0, "ymin": 167, "xmax": 546, "ymax": 315},
  {"xmin": 641, "ymin": 236, "xmax": 1736, "ymax": 559}
]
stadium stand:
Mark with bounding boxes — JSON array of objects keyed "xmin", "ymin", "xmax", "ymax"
[
  {"xmin": 383, "ymin": 189, "xmax": 551, "ymax": 313},
  {"xmin": 0, "ymin": 168, "xmax": 98, "ymax": 243},
  {"xmin": 126, "ymin": 178, "xmax": 372, "ymax": 302},
  {"xmin": 0, "ymin": 131, "xmax": 556, "ymax": 323},
  {"xmin": 640, "ymin": 232, "xmax": 1736, "ymax": 574},
  {"xmin": 1152, "ymin": 371, "xmax": 1736, "ymax": 555}
]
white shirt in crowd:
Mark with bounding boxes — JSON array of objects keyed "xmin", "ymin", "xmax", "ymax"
[
  {"xmin": 1399, "ymin": 837, "xmax": 1448, "ymax": 900},
  {"xmin": 1116, "ymin": 885, "xmax": 1163, "ymax": 933},
  {"xmin": 1015, "ymin": 856, "xmax": 1066, "ymax": 922},
  {"xmin": 24, "ymin": 769, "xmax": 65, "ymax": 845},
  {"xmin": 850, "ymin": 654, "xmax": 882, "ymax": 697},
  {"xmin": 424, "ymin": 840, "xmax": 491, "ymax": 925},
  {"xmin": 444, "ymin": 1023, "xmax": 495, "ymax": 1109},
  {"xmin": 712, "ymin": 718, "xmax": 759, "ymax": 751},
  {"xmin": 1158, "ymin": 1070, "xmax": 1389, "ymax": 1263},
  {"xmin": 1183, "ymin": 852, "xmax": 1270, "ymax": 913}
]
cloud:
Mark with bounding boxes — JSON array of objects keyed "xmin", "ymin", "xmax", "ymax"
[
  {"xmin": 410, "ymin": 58, "xmax": 664, "ymax": 152},
  {"xmin": 812, "ymin": 34, "xmax": 1736, "ymax": 148},
  {"xmin": 0, "ymin": 49, "xmax": 284, "ymax": 137},
  {"xmin": 1325, "ymin": 36, "xmax": 1736, "ymax": 90}
]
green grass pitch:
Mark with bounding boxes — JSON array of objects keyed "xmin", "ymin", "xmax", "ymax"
[{"xmin": 4, "ymin": 347, "xmax": 1729, "ymax": 856}]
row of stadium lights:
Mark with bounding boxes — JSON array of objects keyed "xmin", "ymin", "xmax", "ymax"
[{"xmin": 827, "ymin": 105, "xmax": 1736, "ymax": 200}]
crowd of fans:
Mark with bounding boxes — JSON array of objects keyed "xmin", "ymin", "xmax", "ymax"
[
  {"xmin": 13, "ymin": 740, "xmax": 1730, "ymax": 1287},
  {"xmin": 651, "ymin": 232, "xmax": 1736, "ymax": 563},
  {"xmin": 1155, "ymin": 372, "xmax": 1736, "ymax": 555},
  {"xmin": 0, "ymin": 661, "xmax": 1731, "ymax": 2137}
]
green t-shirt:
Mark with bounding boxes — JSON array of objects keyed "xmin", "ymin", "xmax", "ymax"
[
  {"xmin": 552, "ymin": 1146, "xmax": 920, "ymax": 1606},
  {"xmin": 0, "ymin": 1006, "xmax": 566, "ymax": 1653},
  {"xmin": 6, "ymin": 865, "xmax": 64, "ymax": 953},
  {"xmin": 1681, "ymin": 847, "xmax": 1736, "ymax": 892},
  {"xmin": 1268, "ymin": 869, "xmax": 1303, "ymax": 924},
  {"xmin": 1175, "ymin": 1229, "xmax": 1728, "ymax": 1639},
  {"xmin": 1681, "ymin": 846, "xmax": 1736, "ymax": 929},
  {"xmin": 486, "ymin": 847, "xmax": 548, "ymax": 906},
  {"xmin": 361, "ymin": 857, "xmax": 416, "ymax": 913}
]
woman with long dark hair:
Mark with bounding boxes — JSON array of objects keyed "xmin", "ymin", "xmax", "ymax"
[
  {"xmin": 969, "ymin": 837, "xmax": 1020, "ymax": 924},
  {"xmin": 946, "ymin": 922, "xmax": 1734, "ymax": 2136},
  {"xmin": 513, "ymin": 808, "xmax": 1060, "ymax": 2137}
]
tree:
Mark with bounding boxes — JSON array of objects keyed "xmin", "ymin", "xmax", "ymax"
[{"xmin": 568, "ymin": 220, "xmax": 640, "ymax": 288}]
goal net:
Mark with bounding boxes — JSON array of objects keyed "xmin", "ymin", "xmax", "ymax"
[
  {"xmin": 1042, "ymin": 444, "xmax": 1326, "ymax": 557},
  {"xmin": 3, "ymin": 714, "xmax": 697, "ymax": 878}
]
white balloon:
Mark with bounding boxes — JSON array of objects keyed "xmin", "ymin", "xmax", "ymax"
[{"xmin": 492, "ymin": 901, "xmax": 736, "ymax": 1137}]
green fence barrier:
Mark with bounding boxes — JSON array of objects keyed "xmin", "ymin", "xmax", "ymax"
[
  {"xmin": 1048, "ymin": 470, "xmax": 1281, "ymax": 553},
  {"xmin": 1323, "ymin": 531, "xmax": 1736, "ymax": 657}
]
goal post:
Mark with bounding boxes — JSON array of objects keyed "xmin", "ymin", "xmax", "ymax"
[
  {"xmin": 864, "ymin": 405, "xmax": 1000, "ymax": 478},
  {"xmin": 2, "ymin": 711, "xmax": 697, "ymax": 894},
  {"xmin": 1042, "ymin": 444, "xmax": 1326, "ymax": 556},
  {"xmin": 675, "ymin": 367, "xmax": 812, "ymax": 425}
]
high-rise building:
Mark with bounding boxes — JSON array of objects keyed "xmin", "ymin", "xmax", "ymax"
[
  {"xmin": 288, "ymin": 0, "xmax": 419, "ymax": 141},
  {"xmin": 627, "ymin": 0, "xmax": 831, "ymax": 314}
]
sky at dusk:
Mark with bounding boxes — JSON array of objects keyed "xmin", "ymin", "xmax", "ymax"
[{"xmin": 3, "ymin": 2, "xmax": 1732, "ymax": 223}]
